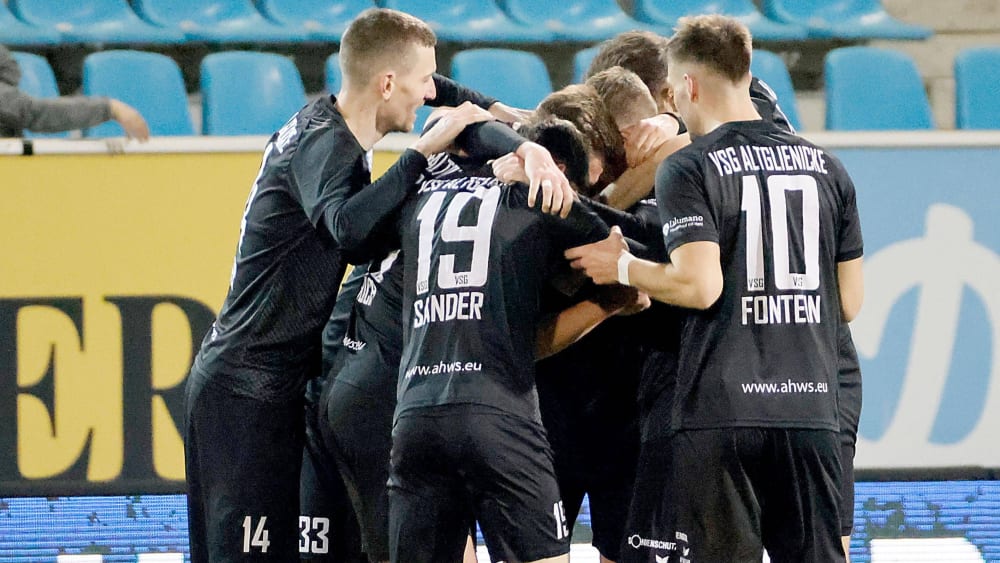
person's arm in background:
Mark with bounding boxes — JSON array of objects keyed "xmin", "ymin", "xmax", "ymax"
[
  {"xmin": 0, "ymin": 84, "xmax": 149, "ymax": 140},
  {"xmin": 431, "ymin": 74, "xmax": 532, "ymax": 124}
]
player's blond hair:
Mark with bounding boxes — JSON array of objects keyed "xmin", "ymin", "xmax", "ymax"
[{"xmin": 340, "ymin": 8, "xmax": 437, "ymax": 88}]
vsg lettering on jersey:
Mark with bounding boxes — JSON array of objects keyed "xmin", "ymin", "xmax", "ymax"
[{"xmin": 0, "ymin": 295, "xmax": 214, "ymax": 495}]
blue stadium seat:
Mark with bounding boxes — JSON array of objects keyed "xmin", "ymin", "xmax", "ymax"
[
  {"xmin": 497, "ymin": 0, "xmax": 662, "ymax": 42},
  {"xmin": 629, "ymin": 0, "xmax": 808, "ymax": 41},
  {"xmin": 325, "ymin": 53, "xmax": 342, "ymax": 95},
  {"xmin": 131, "ymin": 0, "xmax": 309, "ymax": 43},
  {"xmin": 82, "ymin": 50, "xmax": 194, "ymax": 137},
  {"xmin": 377, "ymin": 0, "xmax": 553, "ymax": 43},
  {"xmin": 762, "ymin": 0, "xmax": 931, "ymax": 40},
  {"xmin": 10, "ymin": 51, "xmax": 67, "ymax": 137},
  {"xmin": 255, "ymin": 0, "xmax": 371, "ymax": 42},
  {"xmin": 955, "ymin": 46, "xmax": 1000, "ymax": 130},
  {"xmin": 824, "ymin": 46, "xmax": 933, "ymax": 131},
  {"xmin": 201, "ymin": 51, "xmax": 307, "ymax": 135},
  {"xmin": 450, "ymin": 49, "xmax": 552, "ymax": 111},
  {"xmin": 751, "ymin": 49, "xmax": 801, "ymax": 131},
  {"xmin": 573, "ymin": 46, "xmax": 601, "ymax": 84},
  {"xmin": 0, "ymin": 1, "xmax": 59, "ymax": 45},
  {"xmin": 8, "ymin": 0, "xmax": 184, "ymax": 44}
]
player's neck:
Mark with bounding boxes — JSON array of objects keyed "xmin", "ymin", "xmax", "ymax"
[
  {"xmin": 335, "ymin": 90, "xmax": 384, "ymax": 151},
  {"xmin": 698, "ymin": 95, "xmax": 762, "ymax": 136}
]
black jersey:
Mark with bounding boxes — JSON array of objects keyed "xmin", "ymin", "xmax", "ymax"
[
  {"xmin": 190, "ymin": 96, "xmax": 427, "ymax": 402},
  {"xmin": 656, "ymin": 119, "xmax": 863, "ymax": 431},
  {"xmin": 750, "ymin": 76, "xmax": 794, "ymax": 134},
  {"xmin": 395, "ymin": 155, "xmax": 609, "ymax": 423}
]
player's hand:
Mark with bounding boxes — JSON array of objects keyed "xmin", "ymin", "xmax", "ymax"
[
  {"xmin": 488, "ymin": 102, "xmax": 533, "ymax": 125},
  {"xmin": 109, "ymin": 99, "xmax": 150, "ymax": 142},
  {"xmin": 491, "ymin": 153, "xmax": 529, "ymax": 184},
  {"xmin": 516, "ymin": 141, "xmax": 575, "ymax": 218},
  {"xmin": 564, "ymin": 226, "xmax": 629, "ymax": 285},
  {"xmin": 621, "ymin": 113, "xmax": 679, "ymax": 167},
  {"xmin": 412, "ymin": 101, "xmax": 494, "ymax": 157}
]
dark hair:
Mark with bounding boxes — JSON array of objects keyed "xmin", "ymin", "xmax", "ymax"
[
  {"xmin": 586, "ymin": 31, "xmax": 670, "ymax": 95},
  {"xmin": 667, "ymin": 15, "xmax": 752, "ymax": 83},
  {"xmin": 340, "ymin": 8, "xmax": 437, "ymax": 87},
  {"xmin": 534, "ymin": 84, "xmax": 627, "ymax": 192},
  {"xmin": 519, "ymin": 118, "xmax": 591, "ymax": 194}
]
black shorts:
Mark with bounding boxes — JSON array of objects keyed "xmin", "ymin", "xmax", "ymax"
[
  {"xmin": 837, "ymin": 322, "xmax": 862, "ymax": 535},
  {"xmin": 388, "ymin": 405, "xmax": 569, "ymax": 563},
  {"xmin": 319, "ymin": 377, "xmax": 397, "ymax": 562},
  {"xmin": 623, "ymin": 428, "xmax": 844, "ymax": 563},
  {"xmin": 300, "ymin": 376, "xmax": 364, "ymax": 563},
  {"xmin": 544, "ymin": 415, "xmax": 638, "ymax": 561},
  {"xmin": 185, "ymin": 375, "xmax": 304, "ymax": 562}
]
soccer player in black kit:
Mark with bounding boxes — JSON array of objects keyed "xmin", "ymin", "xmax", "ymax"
[
  {"xmin": 182, "ymin": 8, "xmax": 577, "ymax": 562},
  {"xmin": 386, "ymin": 119, "xmax": 646, "ymax": 563},
  {"xmin": 567, "ymin": 15, "xmax": 864, "ymax": 563}
]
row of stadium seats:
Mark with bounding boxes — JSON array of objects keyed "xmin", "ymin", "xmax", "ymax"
[
  {"xmin": 0, "ymin": 0, "xmax": 932, "ymax": 46},
  {"xmin": 13, "ymin": 45, "xmax": 999, "ymax": 138}
]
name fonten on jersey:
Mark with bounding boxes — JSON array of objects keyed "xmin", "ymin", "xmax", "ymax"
[
  {"xmin": 741, "ymin": 294, "xmax": 821, "ymax": 325},
  {"xmin": 707, "ymin": 144, "xmax": 829, "ymax": 177},
  {"xmin": 413, "ymin": 290, "xmax": 484, "ymax": 328}
]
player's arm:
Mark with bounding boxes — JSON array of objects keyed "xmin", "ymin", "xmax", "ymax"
[
  {"xmin": 429, "ymin": 107, "xmax": 576, "ymax": 216},
  {"xmin": 535, "ymin": 285, "xmax": 649, "ymax": 359},
  {"xmin": 299, "ymin": 103, "xmax": 493, "ymax": 257},
  {"xmin": 564, "ymin": 227, "xmax": 722, "ymax": 309},
  {"xmin": 430, "ymin": 74, "xmax": 531, "ymax": 125},
  {"xmin": 599, "ymin": 133, "xmax": 690, "ymax": 210},
  {"xmin": 838, "ymin": 258, "xmax": 864, "ymax": 321}
]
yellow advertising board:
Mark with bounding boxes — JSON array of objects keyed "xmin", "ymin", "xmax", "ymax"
[{"xmin": 0, "ymin": 146, "xmax": 399, "ymax": 494}]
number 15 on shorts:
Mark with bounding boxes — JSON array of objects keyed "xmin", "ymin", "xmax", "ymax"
[{"xmin": 554, "ymin": 501, "xmax": 569, "ymax": 540}]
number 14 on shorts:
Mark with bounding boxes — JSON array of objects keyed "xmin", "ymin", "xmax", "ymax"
[{"xmin": 241, "ymin": 516, "xmax": 270, "ymax": 553}]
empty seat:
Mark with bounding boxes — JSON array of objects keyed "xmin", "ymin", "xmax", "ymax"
[
  {"xmin": 750, "ymin": 49, "xmax": 801, "ymax": 130},
  {"xmin": 325, "ymin": 53, "xmax": 342, "ymax": 95},
  {"xmin": 131, "ymin": 0, "xmax": 309, "ymax": 43},
  {"xmin": 9, "ymin": 0, "xmax": 184, "ymax": 44},
  {"xmin": 955, "ymin": 46, "xmax": 1000, "ymax": 130},
  {"xmin": 9, "ymin": 51, "xmax": 67, "ymax": 137},
  {"xmin": 450, "ymin": 49, "xmax": 552, "ymax": 111},
  {"xmin": 201, "ymin": 51, "xmax": 307, "ymax": 135},
  {"xmin": 572, "ymin": 45, "xmax": 601, "ymax": 84},
  {"xmin": 82, "ymin": 50, "xmax": 194, "ymax": 137},
  {"xmin": 629, "ymin": 0, "xmax": 808, "ymax": 41},
  {"xmin": 0, "ymin": 1, "xmax": 60, "ymax": 45},
  {"xmin": 762, "ymin": 0, "xmax": 931, "ymax": 40},
  {"xmin": 379, "ymin": 0, "xmax": 553, "ymax": 43},
  {"xmin": 255, "ymin": 0, "xmax": 371, "ymax": 42},
  {"xmin": 498, "ymin": 0, "xmax": 661, "ymax": 42},
  {"xmin": 824, "ymin": 46, "xmax": 933, "ymax": 131}
]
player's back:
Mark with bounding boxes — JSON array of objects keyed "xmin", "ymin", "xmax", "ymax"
[
  {"xmin": 396, "ymin": 156, "xmax": 607, "ymax": 423},
  {"xmin": 192, "ymin": 96, "xmax": 370, "ymax": 402},
  {"xmin": 657, "ymin": 119, "xmax": 862, "ymax": 432}
]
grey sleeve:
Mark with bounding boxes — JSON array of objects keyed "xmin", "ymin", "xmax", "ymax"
[{"xmin": 0, "ymin": 84, "xmax": 112, "ymax": 134}]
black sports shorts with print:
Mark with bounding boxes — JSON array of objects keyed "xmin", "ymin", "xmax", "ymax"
[{"xmin": 388, "ymin": 404, "xmax": 570, "ymax": 563}]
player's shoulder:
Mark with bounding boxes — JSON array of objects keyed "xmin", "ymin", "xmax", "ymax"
[{"xmin": 294, "ymin": 97, "xmax": 362, "ymax": 158}]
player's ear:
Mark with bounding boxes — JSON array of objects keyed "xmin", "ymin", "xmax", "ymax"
[
  {"xmin": 379, "ymin": 72, "xmax": 395, "ymax": 101},
  {"xmin": 685, "ymin": 73, "xmax": 697, "ymax": 102}
]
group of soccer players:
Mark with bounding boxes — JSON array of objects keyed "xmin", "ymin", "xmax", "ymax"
[{"xmin": 183, "ymin": 7, "xmax": 864, "ymax": 563}]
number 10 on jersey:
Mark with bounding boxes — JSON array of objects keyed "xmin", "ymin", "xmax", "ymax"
[{"xmin": 741, "ymin": 174, "xmax": 820, "ymax": 291}]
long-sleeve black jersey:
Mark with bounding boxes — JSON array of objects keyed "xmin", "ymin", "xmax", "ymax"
[
  {"xmin": 394, "ymin": 154, "xmax": 609, "ymax": 423},
  {"xmin": 190, "ymin": 96, "xmax": 428, "ymax": 402}
]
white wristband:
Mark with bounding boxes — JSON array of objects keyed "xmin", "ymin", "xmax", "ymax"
[{"xmin": 617, "ymin": 253, "xmax": 635, "ymax": 286}]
